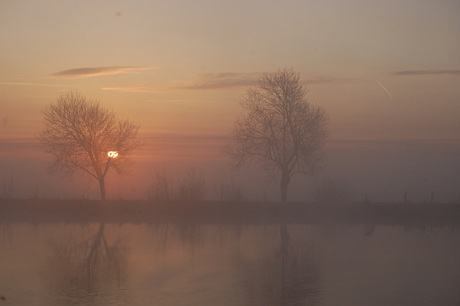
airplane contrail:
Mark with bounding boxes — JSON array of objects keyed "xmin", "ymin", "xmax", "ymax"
[{"xmin": 377, "ymin": 80, "xmax": 392, "ymax": 99}]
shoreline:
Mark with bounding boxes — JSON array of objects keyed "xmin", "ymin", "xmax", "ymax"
[{"xmin": 1, "ymin": 199, "xmax": 460, "ymax": 227}]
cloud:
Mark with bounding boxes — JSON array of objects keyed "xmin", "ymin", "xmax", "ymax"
[
  {"xmin": 302, "ymin": 75, "xmax": 357, "ymax": 85},
  {"xmin": 326, "ymin": 138, "xmax": 460, "ymax": 150},
  {"xmin": 0, "ymin": 82, "xmax": 62, "ymax": 87},
  {"xmin": 144, "ymin": 132, "xmax": 230, "ymax": 141},
  {"xmin": 102, "ymin": 72, "xmax": 356, "ymax": 93},
  {"xmin": 102, "ymin": 72, "xmax": 259, "ymax": 93},
  {"xmin": 178, "ymin": 72, "xmax": 259, "ymax": 90},
  {"xmin": 182, "ymin": 73, "xmax": 356, "ymax": 89},
  {"xmin": 0, "ymin": 138, "xmax": 44, "ymax": 159},
  {"xmin": 137, "ymin": 132, "xmax": 230, "ymax": 160},
  {"xmin": 47, "ymin": 66, "xmax": 158, "ymax": 79},
  {"xmin": 102, "ymin": 86, "xmax": 171, "ymax": 93},
  {"xmin": 389, "ymin": 70, "xmax": 460, "ymax": 77}
]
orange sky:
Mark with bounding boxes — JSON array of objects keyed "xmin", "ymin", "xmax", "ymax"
[{"xmin": 1, "ymin": 0, "xmax": 459, "ymax": 201}]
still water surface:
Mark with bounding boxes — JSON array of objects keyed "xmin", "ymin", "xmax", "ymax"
[{"xmin": 1, "ymin": 222, "xmax": 459, "ymax": 305}]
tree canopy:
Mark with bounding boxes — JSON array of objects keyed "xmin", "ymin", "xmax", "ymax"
[
  {"xmin": 38, "ymin": 91, "xmax": 142, "ymax": 200},
  {"xmin": 227, "ymin": 68, "xmax": 328, "ymax": 202}
]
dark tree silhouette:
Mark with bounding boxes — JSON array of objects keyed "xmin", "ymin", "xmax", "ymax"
[
  {"xmin": 227, "ymin": 68, "xmax": 328, "ymax": 202},
  {"xmin": 38, "ymin": 91, "xmax": 142, "ymax": 200}
]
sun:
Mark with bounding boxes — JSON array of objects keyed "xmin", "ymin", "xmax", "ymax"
[{"xmin": 107, "ymin": 151, "xmax": 119, "ymax": 158}]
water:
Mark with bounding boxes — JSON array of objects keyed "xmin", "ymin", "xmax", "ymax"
[{"xmin": 1, "ymin": 222, "xmax": 459, "ymax": 305}]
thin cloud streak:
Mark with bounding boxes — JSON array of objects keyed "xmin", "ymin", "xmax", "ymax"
[
  {"xmin": 0, "ymin": 82, "xmax": 63, "ymax": 87},
  {"xmin": 377, "ymin": 80, "xmax": 392, "ymax": 99},
  {"xmin": 47, "ymin": 66, "xmax": 159, "ymax": 79},
  {"xmin": 136, "ymin": 132, "xmax": 230, "ymax": 160},
  {"xmin": 302, "ymin": 75, "xmax": 357, "ymax": 85},
  {"xmin": 0, "ymin": 138, "xmax": 45, "ymax": 158},
  {"xmin": 143, "ymin": 132, "xmax": 230, "ymax": 142},
  {"xmin": 102, "ymin": 72, "xmax": 259, "ymax": 93},
  {"xmin": 389, "ymin": 70, "xmax": 460, "ymax": 76},
  {"xmin": 102, "ymin": 86, "xmax": 171, "ymax": 93},
  {"xmin": 102, "ymin": 72, "xmax": 357, "ymax": 93},
  {"xmin": 326, "ymin": 138, "xmax": 460, "ymax": 149},
  {"xmin": 180, "ymin": 72, "xmax": 259, "ymax": 90}
]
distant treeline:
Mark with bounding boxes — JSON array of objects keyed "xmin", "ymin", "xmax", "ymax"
[{"xmin": 1, "ymin": 199, "xmax": 460, "ymax": 229}]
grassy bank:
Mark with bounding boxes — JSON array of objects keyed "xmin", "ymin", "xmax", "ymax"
[{"xmin": 1, "ymin": 199, "xmax": 460, "ymax": 228}]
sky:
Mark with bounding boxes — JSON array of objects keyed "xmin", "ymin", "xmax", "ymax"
[{"xmin": 1, "ymin": 0, "xmax": 459, "ymax": 202}]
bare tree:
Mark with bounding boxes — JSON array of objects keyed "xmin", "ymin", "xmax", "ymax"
[
  {"xmin": 38, "ymin": 91, "xmax": 142, "ymax": 200},
  {"xmin": 226, "ymin": 68, "xmax": 328, "ymax": 202}
]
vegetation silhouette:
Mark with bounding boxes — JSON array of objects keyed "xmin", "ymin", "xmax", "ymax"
[
  {"xmin": 177, "ymin": 168, "xmax": 207, "ymax": 203},
  {"xmin": 226, "ymin": 68, "xmax": 328, "ymax": 202},
  {"xmin": 148, "ymin": 168, "xmax": 174, "ymax": 203},
  {"xmin": 38, "ymin": 91, "xmax": 142, "ymax": 200},
  {"xmin": 213, "ymin": 175, "xmax": 245, "ymax": 202},
  {"xmin": 147, "ymin": 168, "xmax": 207, "ymax": 205}
]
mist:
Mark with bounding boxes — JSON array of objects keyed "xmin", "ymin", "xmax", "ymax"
[
  {"xmin": 2, "ymin": 137, "xmax": 459, "ymax": 203},
  {"xmin": 2, "ymin": 1, "xmax": 460, "ymax": 304}
]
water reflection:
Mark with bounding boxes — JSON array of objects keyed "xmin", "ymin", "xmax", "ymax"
[
  {"xmin": 238, "ymin": 224, "xmax": 322, "ymax": 305},
  {"xmin": 1, "ymin": 222, "xmax": 12, "ymax": 246},
  {"xmin": 1, "ymin": 221, "xmax": 459, "ymax": 305},
  {"xmin": 149, "ymin": 223, "xmax": 206, "ymax": 252},
  {"xmin": 44, "ymin": 223, "xmax": 127, "ymax": 303},
  {"xmin": 149, "ymin": 223, "xmax": 247, "ymax": 252},
  {"xmin": 147, "ymin": 222, "xmax": 323, "ymax": 305}
]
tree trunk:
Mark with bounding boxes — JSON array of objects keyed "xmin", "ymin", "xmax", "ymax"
[
  {"xmin": 86, "ymin": 222, "xmax": 105, "ymax": 283},
  {"xmin": 280, "ymin": 170, "xmax": 290, "ymax": 203},
  {"xmin": 280, "ymin": 223, "xmax": 289, "ymax": 294},
  {"xmin": 98, "ymin": 177, "xmax": 106, "ymax": 201}
]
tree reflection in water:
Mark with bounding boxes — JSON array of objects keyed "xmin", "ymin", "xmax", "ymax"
[
  {"xmin": 43, "ymin": 222, "xmax": 322, "ymax": 304},
  {"xmin": 149, "ymin": 223, "xmax": 206, "ymax": 253},
  {"xmin": 149, "ymin": 223, "xmax": 244, "ymax": 253},
  {"xmin": 236, "ymin": 224, "xmax": 323, "ymax": 306},
  {"xmin": 147, "ymin": 222, "xmax": 323, "ymax": 304},
  {"xmin": 44, "ymin": 223, "xmax": 127, "ymax": 301}
]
